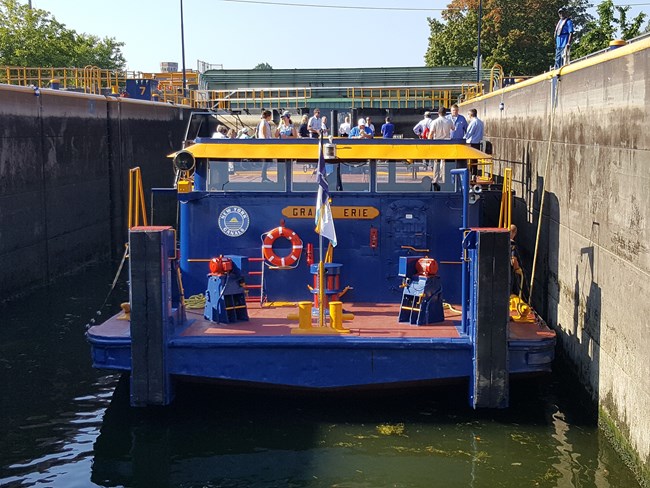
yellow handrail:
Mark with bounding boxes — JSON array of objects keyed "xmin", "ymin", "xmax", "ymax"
[
  {"xmin": 498, "ymin": 168, "xmax": 512, "ymax": 228},
  {"xmin": 128, "ymin": 167, "xmax": 148, "ymax": 229},
  {"xmin": 489, "ymin": 63, "xmax": 504, "ymax": 92},
  {"xmin": 0, "ymin": 65, "xmax": 128, "ymax": 94}
]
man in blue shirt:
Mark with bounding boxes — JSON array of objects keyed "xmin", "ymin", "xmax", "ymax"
[
  {"xmin": 349, "ymin": 118, "xmax": 373, "ymax": 139},
  {"xmin": 447, "ymin": 104, "xmax": 467, "ymax": 140},
  {"xmin": 554, "ymin": 7, "xmax": 574, "ymax": 69},
  {"xmin": 381, "ymin": 117, "xmax": 395, "ymax": 138},
  {"xmin": 465, "ymin": 109, "xmax": 484, "ymax": 178}
]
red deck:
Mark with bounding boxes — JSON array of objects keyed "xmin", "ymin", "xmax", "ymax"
[
  {"xmin": 89, "ymin": 302, "xmax": 554, "ymax": 342},
  {"xmin": 183, "ymin": 302, "xmax": 461, "ymax": 338}
]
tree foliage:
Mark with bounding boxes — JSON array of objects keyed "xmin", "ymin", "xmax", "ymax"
[
  {"xmin": 0, "ymin": 0, "xmax": 125, "ymax": 69},
  {"xmin": 253, "ymin": 62, "xmax": 273, "ymax": 70},
  {"xmin": 572, "ymin": 0, "xmax": 647, "ymax": 58},
  {"xmin": 424, "ymin": 0, "xmax": 591, "ymax": 75}
]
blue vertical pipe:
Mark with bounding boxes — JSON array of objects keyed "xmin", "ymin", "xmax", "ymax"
[{"xmin": 451, "ymin": 168, "xmax": 470, "ymax": 333}]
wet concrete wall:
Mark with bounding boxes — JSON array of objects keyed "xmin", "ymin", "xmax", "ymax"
[
  {"xmin": 466, "ymin": 41, "xmax": 650, "ymax": 484},
  {"xmin": 0, "ymin": 85, "xmax": 189, "ymax": 301}
]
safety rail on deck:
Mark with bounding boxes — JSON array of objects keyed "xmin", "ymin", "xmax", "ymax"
[
  {"xmin": 141, "ymin": 70, "xmax": 200, "ymax": 94},
  {"xmin": 178, "ymin": 88, "xmax": 313, "ymax": 110},
  {"xmin": 347, "ymin": 87, "xmax": 452, "ymax": 109},
  {"xmin": 489, "ymin": 64, "xmax": 504, "ymax": 92},
  {"xmin": 0, "ymin": 66, "xmax": 127, "ymax": 94},
  {"xmin": 462, "ymin": 64, "xmax": 534, "ymax": 101},
  {"xmin": 460, "ymin": 82, "xmax": 484, "ymax": 102}
]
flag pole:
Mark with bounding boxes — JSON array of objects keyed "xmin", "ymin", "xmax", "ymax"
[
  {"xmin": 318, "ymin": 232, "xmax": 325, "ymax": 327},
  {"xmin": 318, "ymin": 132, "xmax": 325, "ymax": 328}
]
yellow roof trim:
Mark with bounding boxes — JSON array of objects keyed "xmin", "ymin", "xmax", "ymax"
[{"xmin": 170, "ymin": 141, "xmax": 491, "ymax": 161}]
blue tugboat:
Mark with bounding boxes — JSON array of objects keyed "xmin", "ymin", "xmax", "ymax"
[{"xmin": 87, "ymin": 114, "xmax": 555, "ymax": 407}]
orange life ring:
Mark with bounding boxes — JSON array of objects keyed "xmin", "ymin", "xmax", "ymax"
[{"xmin": 262, "ymin": 226, "xmax": 303, "ymax": 266}]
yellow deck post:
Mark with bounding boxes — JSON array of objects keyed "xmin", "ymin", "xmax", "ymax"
[
  {"xmin": 329, "ymin": 301, "xmax": 349, "ymax": 333},
  {"xmin": 297, "ymin": 301, "xmax": 312, "ymax": 329}
]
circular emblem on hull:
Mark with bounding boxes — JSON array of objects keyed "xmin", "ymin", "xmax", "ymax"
[{"xmin": 218, "ymin": 206, "xmax": 250, "ymax": 237}]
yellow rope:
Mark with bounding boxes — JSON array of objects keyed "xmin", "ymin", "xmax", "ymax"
[
  {"xmin": 185, "ymin": 293, "xmax": 206, "ymax": 309},
  {"xmin": 443, "ymin": 302, "xmax": 462, "ymax": 315}
]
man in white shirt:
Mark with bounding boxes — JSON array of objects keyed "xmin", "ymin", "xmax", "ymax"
[
  {"xmin": 307, "ymin": 108, "xmax": 322, "ymax": 138},
  {"xmin": 366, "ymin": 116, "xmax": 375, "ymax": 137},
  {"xmin": 428, "ymin": 107, "xmax": 453, "ymax": 141},
  {"xmin": 413, "ymin": 111, "xmax": 431, "ymax": 138},
  {"xmin": 338, "ymin": 115, "xmax": 351, "ymax": 137},
  {"xmin": 428, "ymin": 107, "xmax": 453, "ymax": 190}
]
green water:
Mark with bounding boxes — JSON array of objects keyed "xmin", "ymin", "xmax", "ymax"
[{"xmin": 0, "ymin": 264, "xmax": 640, "ymax": 487}]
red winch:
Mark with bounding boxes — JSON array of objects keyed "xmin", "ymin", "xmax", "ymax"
[
  {"xmin": 209, "ymin": 256, "xmax": 233, "ymax": 275},
  {"xmin": 415, "ymin": 257, "xmax": 438, "ymax": 277}
]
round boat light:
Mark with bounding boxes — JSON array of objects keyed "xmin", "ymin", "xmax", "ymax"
[{"xmin": 173, "ymin": 150, "xmax": 195, "ymax": 172}]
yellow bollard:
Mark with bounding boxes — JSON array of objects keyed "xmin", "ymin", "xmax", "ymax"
[
  {"xmin": 291, "ymin": 301, "xmax": 351, "ymax": 335},
  {"xmin": 298, "ymin": 301, "xmax": 312, "ymax": 329},
  {"xmin": 329, "ymin": 301, "xmax": 349, "ymax": 332}
]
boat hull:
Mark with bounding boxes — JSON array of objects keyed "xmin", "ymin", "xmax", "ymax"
[{"xmin": 87, "ymin": 302, "xmax": 555, "ymax": 390}]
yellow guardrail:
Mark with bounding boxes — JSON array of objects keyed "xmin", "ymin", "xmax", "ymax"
[
  {"xmin": 460, "ymin": 82, "xmax": 484, "ymax": 102},
  {"xmin": 181, "ymin": 88, "xmax": 313, "ymax": 110},
  {"xmin": 0, "ymin": 66, "xmax": 127, "ymax": 94},
  {"xmin": 347, "ymin": 87, "xmax": 452, "ymax": 109}
]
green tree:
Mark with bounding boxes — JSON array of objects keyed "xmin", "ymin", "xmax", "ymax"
[
  {"xmin": 572, "ymin": 0, "xmax": 646, "ymax": 58},
  {"xmin": 424, "ymin": 0, "xmax": 591, "ymax": 76},
  {"xmin": 253, "ymin": 62, "xmax": 273, "ymax": 70},
  {"xmin": 0, "ymin": 0, "xmax": 125, "ymax": 69}
]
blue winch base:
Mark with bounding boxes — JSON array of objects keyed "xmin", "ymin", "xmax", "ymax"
[
  {"xmin": 204, "ymin": 264, "xmax": 249, "ymax": 324},
  {"xmin": 397, "ymin": 256, "xmax": 444, "ymax": 326},
  {"xmin": 398, "ymin": 276, "xmax": 444, "ymax": 325},
  {"xmin": 399, "ymin": 276, "xmax": 445, "ymax": 325}
]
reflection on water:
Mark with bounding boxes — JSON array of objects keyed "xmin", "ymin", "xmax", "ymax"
[{"xmin": 0, "ymin": 264, "xmax": 640, "ymax": 488}]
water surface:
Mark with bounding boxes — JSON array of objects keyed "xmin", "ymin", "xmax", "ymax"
[{"xmin": 0, "ymin": 264, "xmax": 639, "ymax": 487}]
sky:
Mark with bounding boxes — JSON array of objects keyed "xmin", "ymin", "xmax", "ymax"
[
  {"xmin": 30, "ymin": 0, "xmax": 649, "ymax": 74},
  {"xmin": 32, "ymin": 0, "xmax": 444, "ymax": 73}
]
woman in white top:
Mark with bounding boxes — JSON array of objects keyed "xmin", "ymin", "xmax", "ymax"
[
  {"xmin": 257, "ymin": 110, "xmax": 273, "ymax": 139},
  {"xmin": 275, "ymin": 111, "xmax": 297, "ymax": 138},
  {"xmin": 257, "ymin": 110, "xmax": 274, "ymax": 182},
  {"xmin": 320, "ymin": 115, "xmax": 329, "ymax": 137}
]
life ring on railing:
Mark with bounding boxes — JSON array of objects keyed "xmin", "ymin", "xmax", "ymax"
[{"xmin": 262, "ymin": 226, "xmax": 303, "ymax": 267}]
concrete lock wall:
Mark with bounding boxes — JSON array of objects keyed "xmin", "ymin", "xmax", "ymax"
[
  {"xmin": 0, "ymin": 85, "xmax": 188, "ymax": 301},
  {"xmin": 467, "ymin": 42, "xmax": 650, "ymax": 484}
]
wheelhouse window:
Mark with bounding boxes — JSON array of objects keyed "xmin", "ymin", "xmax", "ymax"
[
  {"xmin": 291, "ymin": 161, "xmax": 370, "ymax": 192},
  {"xmin": 375, "ymin": 160, "xmax": 459, "ymax": 192},
  {"xmin": 207, "ymin": 160, "xmax": 287, "ymax": 192}
]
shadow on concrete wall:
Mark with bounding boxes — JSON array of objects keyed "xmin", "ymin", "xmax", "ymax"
[{"xmin": 530, "ymin": 177, "xmax": 601, "ymax": 418}]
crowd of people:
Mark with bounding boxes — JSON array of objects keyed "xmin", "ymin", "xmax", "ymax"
[
  {"xmin": 210, "ymin": 106, "xmax": 485, "ymax": 187},
  {"xmin": 212, "ymin": 106, "xmax": 482, "ymax": 148}
]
